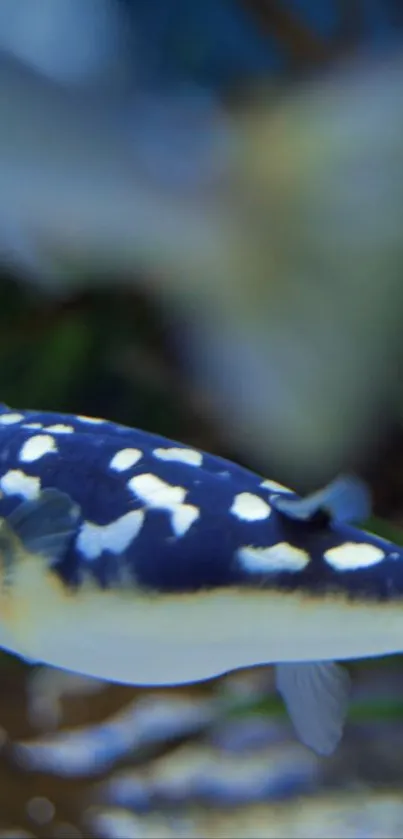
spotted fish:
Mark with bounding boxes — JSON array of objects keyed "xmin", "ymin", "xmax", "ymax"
[{"xmin": 0, "ymin": 404, "xmax": 397, "ymax": 756}]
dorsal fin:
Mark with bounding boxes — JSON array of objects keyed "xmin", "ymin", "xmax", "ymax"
[
  {"xmin": 270, "ymin": 475, "xmax": 371, "ymax": 525},
  {"xmin": 5, "ymin": 488, "xmax": 81, "ymax": 562}
]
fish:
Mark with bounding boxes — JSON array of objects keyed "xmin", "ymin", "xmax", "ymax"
[{"xmin": 0, "ymin": 404, "xmax": 399, "ymax": 756}]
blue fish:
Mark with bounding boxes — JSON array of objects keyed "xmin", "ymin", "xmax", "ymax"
[{"xmin": 0, "ymin": 403, "xmax": 396, "ymax": 755}]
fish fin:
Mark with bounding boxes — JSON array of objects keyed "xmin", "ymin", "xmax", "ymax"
[
  {"xmin": 5, "ymin": 489, "xmax": 81, "ymax": 563},
  {"xmin": 274, "ymin": 661, "xmax": 351, "ymax": 756},
  {"xmin": 271, "ymin": 475, "xmax": 371, "ymax": 524}
]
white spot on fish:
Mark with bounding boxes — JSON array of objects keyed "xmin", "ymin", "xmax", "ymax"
[
  {"xmin": 77, "ymin": 415, "xmax": 105, "ymax": 424},
  {"xmin": 261, "ymin": 479, "xmax": 291, "ymax": 494},
  {"xmin": 19, "ymin": 434, "xmax": 57, "ymax": 463},
  {"xmin": 230, "ymin": 492, "xmax": 271, "ymax": 522},
  {"xmin": 109, "ymin": 448, "xmax": 142, "ymax": 472},
  {"xmin": 0, "ymin": 469, "xmax": 40, "ymax": 500},
  {"xmin": 129, "ymin": 473, "xmax": 185, "ymax": 507},
  {"xmin": 128, "ymin": 473, "xmax": 200, "ymax": 536},
  {"xmin": 153, "ymin": 447, "xmax": 203, "ymax": 467},
  {"xmin": 171, "ymin": 504, "xmax": 200, "ymax": 537},
  {"xmin": 324, "ymin": 542, "xmax": 385, "ymax": 570},
  {"xmin": 0, "ymin": 412, "xmax": 24, "ymax": 425},
  {"xmin": 77, "ymin": 510, "xmax": 145, "ymax": 560},
  {"xmin": 45, "ymin": 424, "xmax": 75, "ymax": 434},
  {"xmin": 22, "ymin": 422, "xmax": 43, "ymax": 429},
  {"xmin": 238, "ymin": 543, "xmax": 310, "ymax": 573}
]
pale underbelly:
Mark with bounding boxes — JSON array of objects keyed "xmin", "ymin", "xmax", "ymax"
[{"xmin": 2, "ymin": 584, "xmax": 403, "ymax": 685}]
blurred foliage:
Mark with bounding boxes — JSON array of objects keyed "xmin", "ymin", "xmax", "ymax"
[
  {"xmin": 0, "ymin": 275, "xmax": 209, "ymax": 447},
  {"xmin": 0, "ymin": 2, "xmax": 402, "ymax": 576}
]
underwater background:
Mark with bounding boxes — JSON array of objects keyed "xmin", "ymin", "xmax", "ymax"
[{"xmin": 1, "ymin": 1, "xmax": 403, "ymax": 836}]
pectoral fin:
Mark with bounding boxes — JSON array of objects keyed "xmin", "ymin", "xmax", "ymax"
[
  {"xmin": 274, "ymin": 661, "xmax": 351, "ymax": 756},
  {"xmin": 5, "ymin": 488, "xmax": 81, "ymax": 563},
  {"xmin": 271, "ymin": 475, "xmax": 371, "ymax": 525}
]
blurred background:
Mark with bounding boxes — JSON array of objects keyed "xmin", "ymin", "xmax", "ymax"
[{"xmin": 1, "ymin": 1, "xmax": 403, "ymax": 836}]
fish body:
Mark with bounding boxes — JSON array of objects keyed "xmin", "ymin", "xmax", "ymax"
[{"xmin": 0, "ymin": 403, "xmax": 400, "ymax": 754}]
